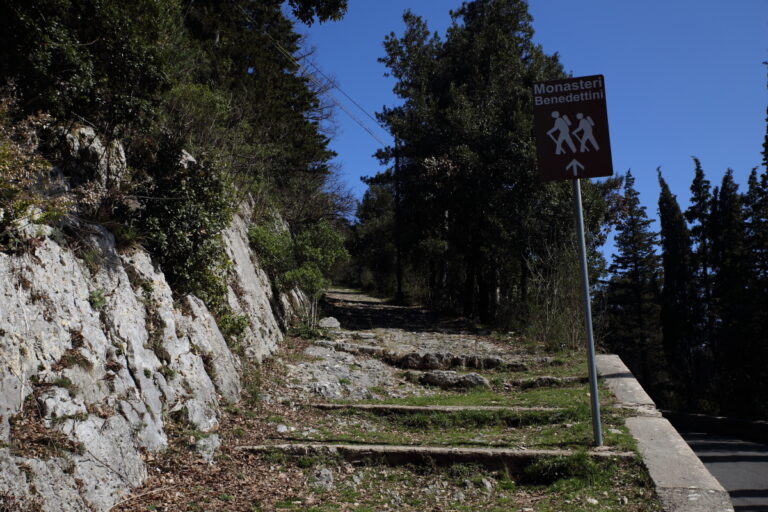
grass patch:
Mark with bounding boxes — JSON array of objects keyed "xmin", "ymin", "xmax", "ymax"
[{"xmin": 377, "ymin": 406, "xmax": 589, "ymax": 430}]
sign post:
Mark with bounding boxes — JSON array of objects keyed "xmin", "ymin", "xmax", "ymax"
[{"xmin": 532, "ymin": 74, "xmax": 613, "ymax": 446}]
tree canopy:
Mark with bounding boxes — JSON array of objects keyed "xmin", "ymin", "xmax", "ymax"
[{"xmin": 353, "ymin": 0, "xmax": 618, "ymax": 330}]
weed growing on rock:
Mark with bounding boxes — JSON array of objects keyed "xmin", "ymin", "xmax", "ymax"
[
  {"xmin": 53, "ymin": 348, "xmax": 93, "ymax": 372},
  {"xmin": 88, "ymin": 289, "xmax": 106, "ymax": 310},
  {"xmin": 8, "ymin": 395, "xmax": 86, "ymax": 459},
  {"xmin": 216, "ymin": 311, "xmax": 248, "ymax": 353},
  {"xmin": 242, "ymin": 362, "xmax": 262, "ymax": 407},
  {"xmin": 51, "ymin": 376, "xmax": 79, "ymax": 396},
  {"xmin": 78, "ymin": 247, "xmax": 103, "ymax": 276}
]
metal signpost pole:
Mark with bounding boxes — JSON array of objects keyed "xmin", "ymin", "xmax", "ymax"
[
  {"xmin": 532, "ymin": 74, "xmax": 613, "ymax": 447},
  {"xmin": 572, "ymin": 178, "xmax": 603, "ymax": 446}
]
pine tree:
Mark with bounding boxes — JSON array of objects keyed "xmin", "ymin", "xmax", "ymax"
[
  {"xmin": 657, "ymin": 170, "xmax": 697, "ymax": 406},
  {"xmin": 372, "ymin": 0, "xmax": 615, "ymax": 324},
  {"xmin": 606, "ymin": 171, "xmax": 662, "ymax": 392}
]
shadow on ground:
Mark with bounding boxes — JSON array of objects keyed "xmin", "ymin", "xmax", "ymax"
[{"xmin": 320, "ymin": 289, "xmax": 487, "ymax": 334}]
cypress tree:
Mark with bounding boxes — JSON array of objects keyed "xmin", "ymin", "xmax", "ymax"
[
  {"xmin": 744, "ymin": 168, "xmax": 768, "ymax": 285},
  {"xmin": 742, "ymin": 167, "xmax": 768, "ymax": 417},
  {"xmin": 685, "ymin": 158, "xmax": 713, "ymax": 304},
  {"xmin": 606, "ymin": 171, "xmax": 662, "ymax": 392},
  {"xmin": 684, "ymin": 158, "xmax": 714, "ymax": 362},
  {"xmin": 709, "ymin": 171, "xmax": 749, "ymax": 414},
  {"xmin": 762, "ymin": 62, "xmax": 768, "ymax": 169},
  {"xmin": 657, "ymin": 170, "xmax": 697, "ymax": 407}
]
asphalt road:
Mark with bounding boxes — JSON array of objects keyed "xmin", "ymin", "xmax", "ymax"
[{"xmin": 678, "ymin": 430, "xmax": 768, "ymax": 512}]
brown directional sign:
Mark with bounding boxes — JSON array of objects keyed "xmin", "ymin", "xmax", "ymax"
[{"xmin": 532, "ymin": 74, "xmax": 613, "ymax": 181}]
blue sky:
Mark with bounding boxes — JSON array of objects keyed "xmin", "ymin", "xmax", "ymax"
[{"xmin": 303, "ymin": 0, "xmax": 767, "ymax": 254}]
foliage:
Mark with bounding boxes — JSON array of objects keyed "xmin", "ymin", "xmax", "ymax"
[
  {"xmin": 684, "ymin": 158, "xmax": 713, "ymax": 349},
  {"xmin": 175, "ymin": 0, "xmax": 343, "ymax": 225},
  {"xmin": 217, "ymin": 312, "xmax": 249, "ymax": 352},
  {"xmin": 136, "ymin": 139, "xmax": 234, "ymax": 311},
  {"xmin": 88, "ymin": 289, "xmax": 106, "ymax": 310},
  {"xmin": 250, "ymin": 219, "xmax": 348, "ymax": 299},
  {"xmin": 604, "ymin": 171, "xmax": 663, "ymax": 396},
  {"xmin": 248, "ymin": 224, "xmax": 295, "ymax": 279},
  {"xmin": 656, "ymin": 170, "xmax": 697, "ymax": 406},
  {"xmin": 353, "ymin": 0, "xmax": 617, "ymax": 327},
  {"xmin": 287, "ymin": 0, "xmax": 347, "ymax": 25},
  {"xmin": 708, "ymin": 170, "xmax": 751, "ymax": 413},
  {"xmin": 524, "ymin": 242, "xmax": 585, "ymax": 351},
  {"xmin": 290, "ymin": 220, "xmax": 349, "ymax": 297},
  {"xmin": 523, "ymin": 451, "xmax": 598, "ymax": 485},
  {"xmin": 351, "ymin": 185, "xmax": 397, "ymax": 295},
  {"xmin": 605, "ymin": 154, "xmax": 768, "ymax": 419},
  {"xmin": 0, "ymin": 0, "xmax": 173, "ymax": 134},
  {"xmin": 0, "ymin": 99, "xmax": 67, "ymax": 249},
  {"xmin": 0, "ymin": 0, "xmax": 351, "ymax": 318}
]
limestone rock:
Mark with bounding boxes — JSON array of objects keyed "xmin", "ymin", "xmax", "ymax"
[
  {"xmin": 0, "ymin": 209, "xmax": 296, "ymax": 509},
  {"xmin": 421, "ymin": 352, "xmax": 453, "ymax": 370},
  {"xmin": 318, "ymin": 317, "xmax": 341, "ymax": 329},
  {"xmin": 196, "ymin": 434, "xmax": 221, "ymax": 464},
  {"xmin": 398, "ymin": 352, "xmax": 424, "ymax": 369},
  {"xmin": 312, "ymin": 468, "xmax": 335, "ymax": 490},
  {"xmin": 419, "ymin": 371, "xmax": 490, "ymax": 389},
  {"xmin": 177, "ymin": 296, "xmax": 241, "ymax": 403},
  {"xmin": 60, "ymin": 126, "xmax": 127, "ymax": 193},
  {"xmin": 37, "ymin": 387, "xmax": 86, "ymax": 421},
  {"xmin": 222, "ymin": 202, "xmax": 289, "ymax": 362}
]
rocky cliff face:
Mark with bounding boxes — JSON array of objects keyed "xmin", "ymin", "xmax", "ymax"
[{"xmin": 0, "ymin": 132, "xmax": 303, "ymax": 511}]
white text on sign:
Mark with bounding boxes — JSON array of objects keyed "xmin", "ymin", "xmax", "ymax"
[{"xmin": 533, "ymin": 77, "xmax": 605, "ymax": 106}]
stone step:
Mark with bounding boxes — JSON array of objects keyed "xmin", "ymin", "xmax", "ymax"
[
  {"xmin": 313, "ymin": 340, "xmax": 536, "ymax": 372},
  {"xmin": 237, "ymin": 443, "xmax": 633, "ymax": 472},
  {"xmin": 505, "ymin": 375, "xmax": 590, "ymax": 390},
  {"xmin": 309, "ymin": 403, "xmax": 564, "ymax": 414}
]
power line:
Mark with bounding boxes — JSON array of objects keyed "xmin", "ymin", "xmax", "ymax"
[
  {"xmin": 296, "ymin": 48, "xmax": 383, "ymax": 129},
  {"xmin": 266, "ymin": 30, "xmax": 390, "ymax": 146},
  {"xmin": 237, "ymin": 4, "xmax": 392, "ymax": 148}
]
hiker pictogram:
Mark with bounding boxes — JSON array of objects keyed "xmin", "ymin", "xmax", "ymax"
[
  {"xmin": 572, "ymin": 113, "xmax": 599, "ymax": 152},
  {"xmin": 546, "ymin": 111, "xmax": 577, "ymax": 155}
]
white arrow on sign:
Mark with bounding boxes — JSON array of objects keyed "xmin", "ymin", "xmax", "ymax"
[{"xmin": 566, "ymin": 159, "xmax": 584, "ymax": 177}]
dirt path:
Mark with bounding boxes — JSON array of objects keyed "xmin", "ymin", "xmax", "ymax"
[{"xmin": 115, "ymin": 288, "xmax": 663, "ymax": 512}]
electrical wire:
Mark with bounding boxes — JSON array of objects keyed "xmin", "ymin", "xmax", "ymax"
[{"xmin": 237, "ymin": 4, "xmax": 392, "ymax": 147}]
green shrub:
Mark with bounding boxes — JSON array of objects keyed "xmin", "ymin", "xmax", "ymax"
[
  {"xmin": 248, "ymin": 219, "xmax": 348, "ymax": 299},
  {"xmin": 138, "ymin": 139, "xmax": 234, "ymax": 312},
  {"xmin": 248, "ymin": 224, "xmax": 295, "ymax": 279},
  {"xmin": 217, "ymin": 311, "xmax": 248, "ymax": 353},
  {"xmin": 283, "ymin": 263, "xmax": 327, "ymax": 300},
  {"xmin": 0, "ymin": 104, "xmax": 67, "ymax": 251},
  {"xmin": 0, "ymin": 0, "xmax": 173, "ymax": 132}
]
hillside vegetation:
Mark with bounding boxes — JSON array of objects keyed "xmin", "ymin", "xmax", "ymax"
[{"xmin": 0, "ymin": 0, "xmax": 350, "ymax": 328}]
